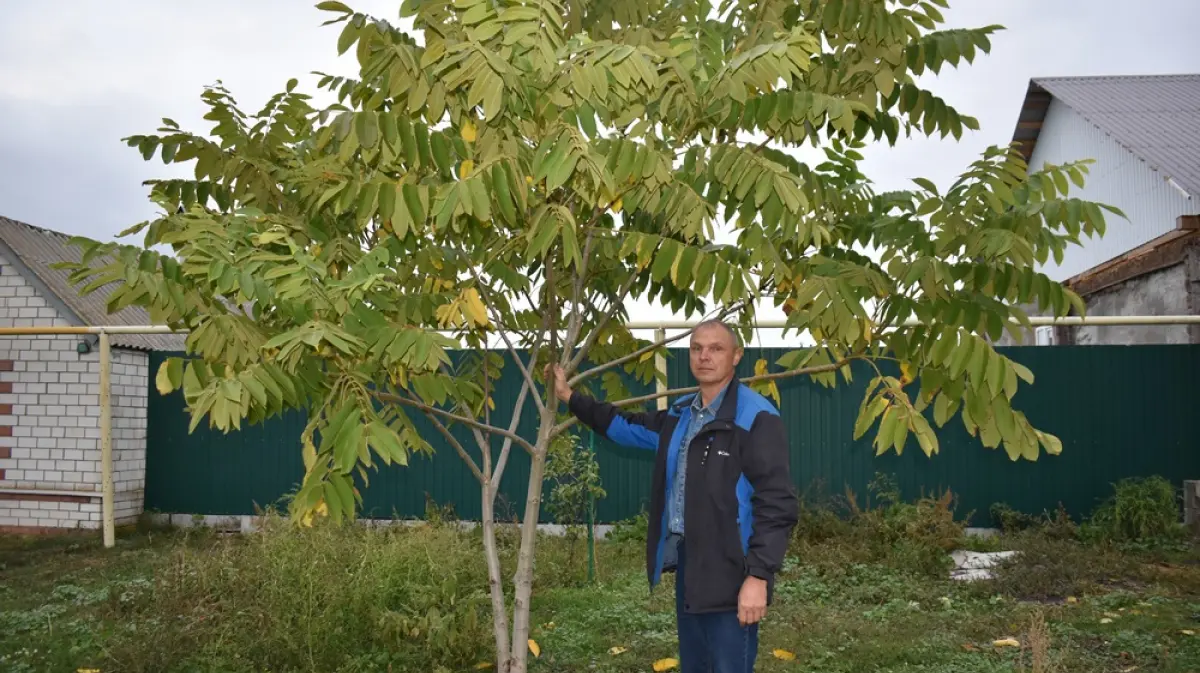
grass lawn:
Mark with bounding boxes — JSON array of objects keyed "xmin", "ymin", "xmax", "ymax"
[{"xmin": 2, "ymin": 504, "xmax": 1199, "ymax": 672}]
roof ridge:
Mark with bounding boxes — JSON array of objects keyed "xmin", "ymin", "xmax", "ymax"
[
  {"xmin": 0, "ymin": 215, "xmax": 74, "ymax": 241},
  {"xmin": 1033, "ymin": 73, "xmax": 1200, "ymax": 83}
]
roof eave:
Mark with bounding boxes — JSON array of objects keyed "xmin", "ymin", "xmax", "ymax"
[{"xmin": 1009, "ymin": 79, "xmax": 1054, "ymax": 164}]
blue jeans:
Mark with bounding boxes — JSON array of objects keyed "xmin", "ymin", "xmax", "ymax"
[{"xmin": 674, "ymin": 539, "xmax": 759, "ymax": 673}]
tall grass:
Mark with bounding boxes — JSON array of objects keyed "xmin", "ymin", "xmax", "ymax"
[{"xmin": 98, "ymin": 513, "xmax": 640, "ymax": 672}]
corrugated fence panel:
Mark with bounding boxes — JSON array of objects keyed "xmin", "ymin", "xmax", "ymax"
[{"xmin": 146, "ymin": 345, "xmax": 1200, "ymax": 525}]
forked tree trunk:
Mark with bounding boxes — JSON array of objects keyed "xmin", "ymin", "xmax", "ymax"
[
  {"xmin": 481, "ymin": 482, "xmax": 511, "ymax": 668},
  {"xmin": 503, "ymin": 410, "xmax": 554, "ymax": 673}
]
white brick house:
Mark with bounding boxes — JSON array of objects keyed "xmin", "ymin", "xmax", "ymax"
[{"xmin": 0, "ymin": 216, "xmax": 182, "ymax": 532}]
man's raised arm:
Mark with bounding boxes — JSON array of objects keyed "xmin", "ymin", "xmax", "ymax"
[{"xmin": 547, "ymin": 364, "xmax": 664, "ymax": 452}]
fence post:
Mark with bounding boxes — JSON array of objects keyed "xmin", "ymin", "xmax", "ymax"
[
  {"xmin": 100, "ymin": 330, "xmax": 115, "ymax": 549},
  {"xmin": 655, "ymin": 327, "xmax": 667, "ymax": 411},
  {"xmin": 587, "ymin": 430, "xmax": 596, "ymax": 583},
  {"xmin": 1185, "ymin": 481, "xmax": 1200, "ymax": 537}
]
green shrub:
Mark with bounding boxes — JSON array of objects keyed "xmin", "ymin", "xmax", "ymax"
[
  {"xmin": 983, "ymin": 531, "xmax": 1137, "ymax": 601},
  {"xmin": 792, "ymin": 473, "xmax": 966, "ymax": 576},
  {"xmin": 990, "ymin": 502, "xmax": 1040, "ymax": 533},
  {"xmin": 989, "ymin": 502, "xmax": 1079, "ymax": 541},
  {"xmin": 606, "ymin": 509, "xmax": 649, "ymax": 544},
  {"xmin": 1084, "ymin": 476, "xmax": 1183, "ymax": 544}
]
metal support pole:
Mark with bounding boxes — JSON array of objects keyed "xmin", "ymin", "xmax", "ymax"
[
  {"xmin": 586, "ymin": 431, "xmax": 596, "ymax": 584},
  {"xmin": 655, "ymin": 327, "xmax": 668, "ymax": 411},
  {"xmin": 99, "ymin": 330, "xmax": 115, "ymax": 549}
]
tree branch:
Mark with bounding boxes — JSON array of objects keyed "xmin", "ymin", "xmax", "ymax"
[
  {"xmin": 421, "ymin": 407, "xmax": 488, "ymax": 485},
  {"xmin": 554, "ymin": 357, "xmax": 858, "ymax": 435},
  {"xmin": 569, "ymin": 301, "xmax": 748, "ymax": 387},
  {"xmin": 470, "ymin": 267, "xmax": 547, "ymax": 415},
  {"xmin": 375, "ymin": 390, "xmax": 538, "ymax": 457},
  {"xmin": 562, "ymin": 214, "xmax": 598, "ymax": 357},
  {"xmin": 489, "ymin": 376, "xmax": 531, "ymax": 495},
  {"xmin": 566, "ymin": 269, "xmax": 640, "ymax": 373}
]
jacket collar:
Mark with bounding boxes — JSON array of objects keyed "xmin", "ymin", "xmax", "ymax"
[{"xmin": 672, "ymin": 379, "xmax": 740, "ymax": 422}]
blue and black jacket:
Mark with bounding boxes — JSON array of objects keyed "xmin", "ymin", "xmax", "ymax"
[{"xmin": 568, "ymin": 381, "xmax": 798, "ymax": 614}]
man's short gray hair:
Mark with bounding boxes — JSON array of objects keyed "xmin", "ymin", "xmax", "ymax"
[{"xmin": 693, "ymin": 319, "xmax": 743, "ymax": 348}]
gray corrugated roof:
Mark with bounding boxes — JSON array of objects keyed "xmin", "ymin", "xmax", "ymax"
[
  {"xmin": 1017, "ymin": 74, "xmax": 1200, "ymax": 198},
  {"xmin": 0, "ymin": 215, "xmax": 186, "ymax": 351}
]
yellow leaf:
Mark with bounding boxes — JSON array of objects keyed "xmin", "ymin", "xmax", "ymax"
[
  {"xmin": 608, "ymin": 646, "xmax": 628, "ymax": 655},
  {"xmin": 993, "ymin": 638, "xmax": 1020, "ymax": 648},
  {"xmin": 77, "ymin": 669, "xmax": 101, "ymax": 673},
  {"xmin": 460, "ymin": 159, "xmax": 475, "ymax": 178},
  {"xmin": 772, "ymin": 649, "xmax": 796, "ymax": 661},
  {"xmin": 1182, "ymin": 629, "xmax": 1195, "ymax": 636},
  {"xmin": 525, "ymin": 175, "xmax": 534, "ymax": 184},
  {"xmin": 462, "ymin": 120, "xmax": 477, "ymax": 143},
  {"xmin": 754, "ymin": 358, "xmax": 768, "ymax": 376},
  {"xmin": 1100, "ymin": 618, "xmax": 1114, "ymax": 624},
  {"xmin": 900, "ymin": 362, "xmax": 916, "ymax": 385},
  {"xmin": 611, "ymin": 198, "xmax": 622, "ymax": 212},
  {"xmin": 652, "ymin": 659, "xmax": 678, "ymax": 672},
  {"xmin": 463, "ymin": 288, "xmax": 490, "ymax": 327},
  {"xmin": 474, "ymin": 663, "xmax": 493, "ymax": 670},
  {"xmin": 528, "ymin": 639, "xmax": 540, "ymax": 658},
  {"xmin": 1066, "ymin": 596, "xmax": 1078, "ymax": 604},
  {"xmin": 639, "ymin": 349, "xmax": 656, "ymax": 363}
]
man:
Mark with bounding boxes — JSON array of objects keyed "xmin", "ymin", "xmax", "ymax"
[{"xmin": 547, "ymin": 320, "xmax": 798, "ymax": 673}]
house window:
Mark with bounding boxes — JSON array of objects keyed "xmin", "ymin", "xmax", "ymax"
[{"xmin": 1035, "ymin": 326, "xmax": 1055, "ymax": 346}]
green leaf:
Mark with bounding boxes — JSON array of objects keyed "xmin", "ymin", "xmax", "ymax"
[
  {"xmin": 854, "ymin": 395, "xmax": 888, "ymax": 440},
  {"xmin": 337, "ymin": 18, "xmax": 360, "ymax": 55},
  {"xmin": 317, "ymin": 1, "xmax": 353, "ymax": 13},
  {"xmin": 985, "ymin": 350, "xmax": 1004, "ymax": 399},
  {"xmin": 932, "ymin": 392, "xmax": 956, "ymax": 427},
  {"xmin": 912, "ymin": 414, "xmax": 938, "ymax": 457},
  {"xmin": 875, "ymin": 405, "xmax": 899, "ymax": 455},
  {"xmin": 874, "ymin": 68, "xmax": 895, "ymax": 98},
  {"xmin": 356, "ymin": 112, "xmax": 379, "ymax": 149},
  {"xmin": 1009, "ymin": 359, "xmax": 1034, "ymax": 385}
]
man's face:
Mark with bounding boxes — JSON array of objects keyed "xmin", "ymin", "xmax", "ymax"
[{"xmin": 689, "ymin": 324, "xmax": 743, "ymax": 385}]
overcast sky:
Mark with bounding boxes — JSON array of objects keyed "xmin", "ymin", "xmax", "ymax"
[{"xmin": 2, "ymin": 1, "xmax": 1198, "ymax": 340}]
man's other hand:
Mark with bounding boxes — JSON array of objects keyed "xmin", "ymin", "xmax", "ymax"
[
  {"xmin": 545, "ymin": 363, "xmax": 572, "ymax": 403},
  {"xmin": 738, "ymin": 576, "xmax": 767, "ymax": 626}
]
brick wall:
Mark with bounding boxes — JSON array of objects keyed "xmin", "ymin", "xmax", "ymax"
[{"xmin": 0, "ymin": 252, "xmax": 150, "ymax": 530}]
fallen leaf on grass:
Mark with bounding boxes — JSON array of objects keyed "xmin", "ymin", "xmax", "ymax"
[
  {"xmin": 528, "ymin": 640, "xmax": 541, "ymax": 658},
  {"xmin": 993, "ymin": 638, "xmax": 1020, "ymax": 648},
  {"xmin": 1182, "ymin": 630, "xmax": 1196, "ymax": 636},
  {"xmin": 961, "ymin": 643, "xmax": 978, "ymax": 652},
  {"xmin": 473, "ymin": 663, "xmax": 493, "ymax": 670},
  {"xmin": 653, "ymin": 658, "xmax": 679, "ymax": 671},
  {"xmin": 1100, "ymin": 618, "xmax": 1114, "ymax": 624},
  {"xmin": 1066, "ymin": 596, "xmax": 1078, "ymax": 604},
  {"xmin": 772, "ymin": 649, "xmax": 796, "ymax": 661},
  {"xmin": 608, "ymin": 646, "xmax": 628, "ymax": 655},
  {"xmin": 77, "ymin": 669, "xmax": 101, "ymax": 673}
]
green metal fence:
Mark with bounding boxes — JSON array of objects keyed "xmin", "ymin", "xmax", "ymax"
[{"xmin": 145, "ymin": 345, "xmax": 1200, "ymax": 526}]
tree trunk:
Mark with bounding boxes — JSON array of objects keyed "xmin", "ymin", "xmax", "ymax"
[
  {"xmin": 481, "ymin": 481, "xmax": 511, "ymax": 671},
  {"xmin": 506, "ymin": 412, "xmax": 553, "ymax": 673}
]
